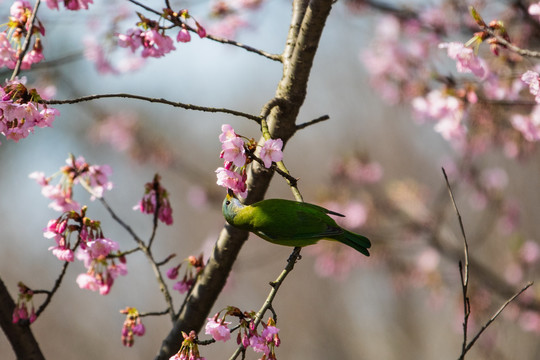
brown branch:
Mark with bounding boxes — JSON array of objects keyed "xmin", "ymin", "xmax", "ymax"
[
  {"xmin": 154, "ymin": 1, "xmax": 335, "ymax": 358},
  {"xmin": 457, "ymin": 282, "xmax": 533, "ymax": 360},
  {"xmin": 204, "ymin": 34, "xmax": 282, "ymax": 62},
  {"xmin": 42, "ymin": 93, "xmax": 261, "ymax": 123},
  {"xmin": 11, "ymin": 0, "xmax": 41, "ymax": 80},
  {"xmin": 99, "ymin": 197, "xmax": 176, "ymax": 322},
  {"xmin": 442, "ymin": 168, "xmax": 471, "ymax": 355},
  {"xmin": 296, "ymin": 114, "xmax": 330, "ymax": 130},
  {"xmin": 0, "ymin": 277, "xmax": 45, "ymax": 360}
]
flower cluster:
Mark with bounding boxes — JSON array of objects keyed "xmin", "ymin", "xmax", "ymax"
[
  {"xmin": 42, "ymin": 206, "xmax": 125, "ymax": 295},
  {"xmin": 167, "ymin": 254, "xmax": 205, "ymax": 294},
  {"xmin": 170, "ymin": 331, "xmax": 206, "ymax": 360},
  {"xmin": 204, "ymin": 308, "xmax": 280, "ymax": 359},
  {"xmin": 0, "ymin": 1, "xmax": 45, "ymax": 70},
  {"xmin": 117, "ymin": 10, "xmax": 206, "ymax": 59},
  {"xmin": 29, "ymin": 154, "xmax": 113, "ymax": 212},
  {"xmin": 12, "ymin": 282, "xmax": 36, "ymax": 324},
  {"xmin": 439, "ymin": 42, "xmax": 488, "ymax": 79},
  {"xmin": 411, "ymin": 89, "xmax": 466, "ymax": 145},
  {"xmin": 46, "ymin": 0, "xmax": 93, "ymax": 11},
  {"xmin": 215, "ymin": 124, "xmax": 284, "ymax": 197},
  {"xmin": 119, "ymin": 307, "xmax": 146, "ymax": 347},
  {"xmin": 521, "ymin": 70, "xmax": 540, "ymax": 104},
  {"xmin": 133, "ymin": 174, "xmax": 173, "ymax": 225},
  {"xmin": 0, "ymin": 79, "xmax": 59, "ymax": 144}
]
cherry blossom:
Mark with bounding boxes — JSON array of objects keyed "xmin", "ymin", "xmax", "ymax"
[
  {"xmin": 439, "ymin": 42, "xmax": 488, "ymax": 79},
  {"xmin": 205, "ymin": 316, "xmax": 231, "ymax": 342},
  {"xmin": 259, "ymin": 138, "xmax": 283, "ymax": 168}
]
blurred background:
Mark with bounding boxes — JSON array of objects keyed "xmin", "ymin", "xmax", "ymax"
[{"xmin": 1, "ymin": 0, "xmax": 539, "ymax": 359}]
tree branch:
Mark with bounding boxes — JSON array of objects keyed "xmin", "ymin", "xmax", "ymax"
[
  {"xmin": 154, "ymin": 1, "xmax": 335, "ymax": 358},
  {"xmin": 42, "ymin": 93, "xmax": 261, "ymax": 123},
  {"xmin": 11, "ymin": 0, "xmax": 41, "ymax": 80},
  {"xmin": 0, "ymin": 277, "xmax": 45, "ymax": 360}
]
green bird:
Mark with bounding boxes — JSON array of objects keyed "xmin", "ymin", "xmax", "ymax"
[{"xmin": 222, "ymin": 190, "xmax": 371, "ymax": 256}]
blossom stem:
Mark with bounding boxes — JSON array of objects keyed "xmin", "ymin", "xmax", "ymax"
[{"xmin": 11, "ymin": 0, "xmax": 42, "ymax": 80}]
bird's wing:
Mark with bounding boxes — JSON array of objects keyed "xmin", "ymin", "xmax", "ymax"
[{"xmin": 249, "ymin": 200, "xmax": 343, "ymax": 241}]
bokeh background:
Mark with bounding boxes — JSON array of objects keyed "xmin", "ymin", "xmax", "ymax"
[{"xmin": 1, "ymin": 0, "xmax": 539, "ymax": 359}]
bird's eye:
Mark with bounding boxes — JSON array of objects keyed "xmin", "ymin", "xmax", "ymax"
[{"xmin": 225, "ymin": 200, "xmax": 230, "ymax": 206}]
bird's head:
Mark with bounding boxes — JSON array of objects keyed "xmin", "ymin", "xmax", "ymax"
[{"xmin": 222, "ymin": 188, "xmax": 245, "ymax": 224}]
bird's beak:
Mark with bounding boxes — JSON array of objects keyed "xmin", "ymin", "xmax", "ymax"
[{"xmin": 227, "ymin": 188, "xmax": 235, "ymax": 198}]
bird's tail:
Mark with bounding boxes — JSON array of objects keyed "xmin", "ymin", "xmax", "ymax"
[{"xmin": 338, "ymin": 230, "xmax": 371, "ymax": 257}]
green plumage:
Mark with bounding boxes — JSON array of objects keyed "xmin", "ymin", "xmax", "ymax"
[{"xmin": 222, "ymin": 192, "xmax": 371, "ymax": 256}]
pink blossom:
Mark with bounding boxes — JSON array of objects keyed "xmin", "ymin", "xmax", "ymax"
[
  {"xmin": 261, "ymin": 325, "xmax": 279, "ymax": 342},
  {"xmin": 259, "ymin": 138, "xmax": 283, "ymax": 168},
  {"xmin": 529, "ymin": 3, "xmax": 540, "ymax": 20},
  {"xmin": 249, "ymin": 335, "xmax": 269, "ymax": 355},
  {"xmin": 347, "ymin": 161, "xmax": 383, "ymax": 183},
  {"xmin": 520, "ymin": 240, "xmax": 540, "ymax": 264},
  {"xmin": 215, "ymin": 167, "xmax": 247, "ymax": 197},
  {"xmin": 412, "ymin": 90, "xmax": 466, "ymax": 145},
  {"xmin": 117, "ymin": 28, "xmax": 143, "ymax": 52},
  {"xmin": 195, "ymin": 21, "xmax": 206, "ymax": 38},
  {"xmin": 10, "ymin": 1, "xmax": 31, "ymax": 20},
  {"xmin": 76, "ymin": 273, "xmax": 99, "ymax": 292},
  {"xmin": 511, "ymin": 105, "xmax": 540, "ymax": 141},
  {"xmin": 173, "ymin": 279, "xmax": 193, "ymax": 294},
  {"xmin": 41, "ymin": 184, "xmax": 81, "ymax": 212},
  {"xmin": 480, "ymin": 168, "xmax": 508, "ymax": 191},
  {"xmin": 205, "ymin": 317, "xmax": 231, "ymax": 342},
  {"xmin": 0, "ymin": 32, "xmax": 17, "ymax": 68},
  {"xmin": 85, "ymin": 164, "xmax": 113, "ymax": 199},
  {"xmin": 86, "ymin": 238, "xmax": 119, "ymax": 258},
  {"xmin": 439, "ymin": 42, "xmax": 488, "ymax": 79},
  {"xmin": 221, "ymin": 136, "xmax": 246, "ymax": 167},
  {"xmin": 167, "ymin": 266, "xmax": 180, "ymax": 279},
  {"xmin": 45, "ymin": 0, "xmax": 59, "ymax": 10},
  {"xmin": 521, "ymin": 70, "xmax": 540, "ymax": 103},
  {"xmin": 83, "ymin": 37, "xmax": 118, "ymax": 74},
  {"xmin": 132, "ymin": 323, "xmax": 145, "ymax": 336},
  {"xmin": 219, "ymin": 124, "xmax": 237, "ymax": 143},
  {"xmin": 141, "ymin": 29, "xmax": 175, "ymax": 58},
  {"xmin": 48, "ymin": 246, "xmax": 74, "ymax": 262},
  {"xmin": 134, "ymin": 176, "xmax": 174, "ymax": 225},
  {"xmin": 177, "ymin": 28, "xmax": 191, "ymax": 43},
  {"xmin": 92, "ymin": 112, "xmax": 137, "ymax": 152},
  {"xmin": 29, "ymin": 171, "xmax": 48, "ymax": 186},
  {"xmin": 45, "ymin": 0, "xmax": 92, "ymax": 10},
  {"xmin": 108, "ymin": 262, "xmax": 128, "ymax": 279},
  {"xmin": 0, "ymin": 80, "xmax": 58, "ymax": 143}
]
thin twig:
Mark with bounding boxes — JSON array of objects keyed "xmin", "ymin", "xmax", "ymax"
[
  {"xmin": 457, "ymin": 282, "xmax": 533, "ymax": 360},
  {"xmin": 99, "ymin": 196, "xmax": 176, "ymax": 322},
  {"xmin": 229, "ymin": 247, "xmax": 302, "ymax": 360},
  {"xmin": 481, "ymin": 25, "xmax": 540, "ymax": 59},
  {"xmin": 41, "ymin": 93, "xmax": 261, "ymax": 123},
  {"xmin": 34, "ymin": 259, "xmax": 70, "ymax": 318},
  {"xmin": 11, "ymin": 0, "xmax": 41, "ymax": 80},
  {"xmin": 296, "ymin": 114, "xmax": 330, "ymax": 130},
  {"xmin": 205, "ymin": 34, "xmax": 282, "ymax": 62},
  {"xmin": 442, "ymin": 167, "xmax": 471, "ymax": 356},
  {"xmin": 245, "ymin": 148, "xmax": 298, "ymax": 187},
  {"xmin": 140, "ymin": 309, "xmax": 171, "ymax": 317}
]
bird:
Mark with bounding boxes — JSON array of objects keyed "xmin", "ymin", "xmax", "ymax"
[{"xmin": 222, "ymin": 190, "xmax": 371, "ymax": 256}]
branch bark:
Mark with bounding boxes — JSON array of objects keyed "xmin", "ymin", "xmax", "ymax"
[{"xmin": 155, "ymin": 0, "xmax": 335, "ymax": 358}]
